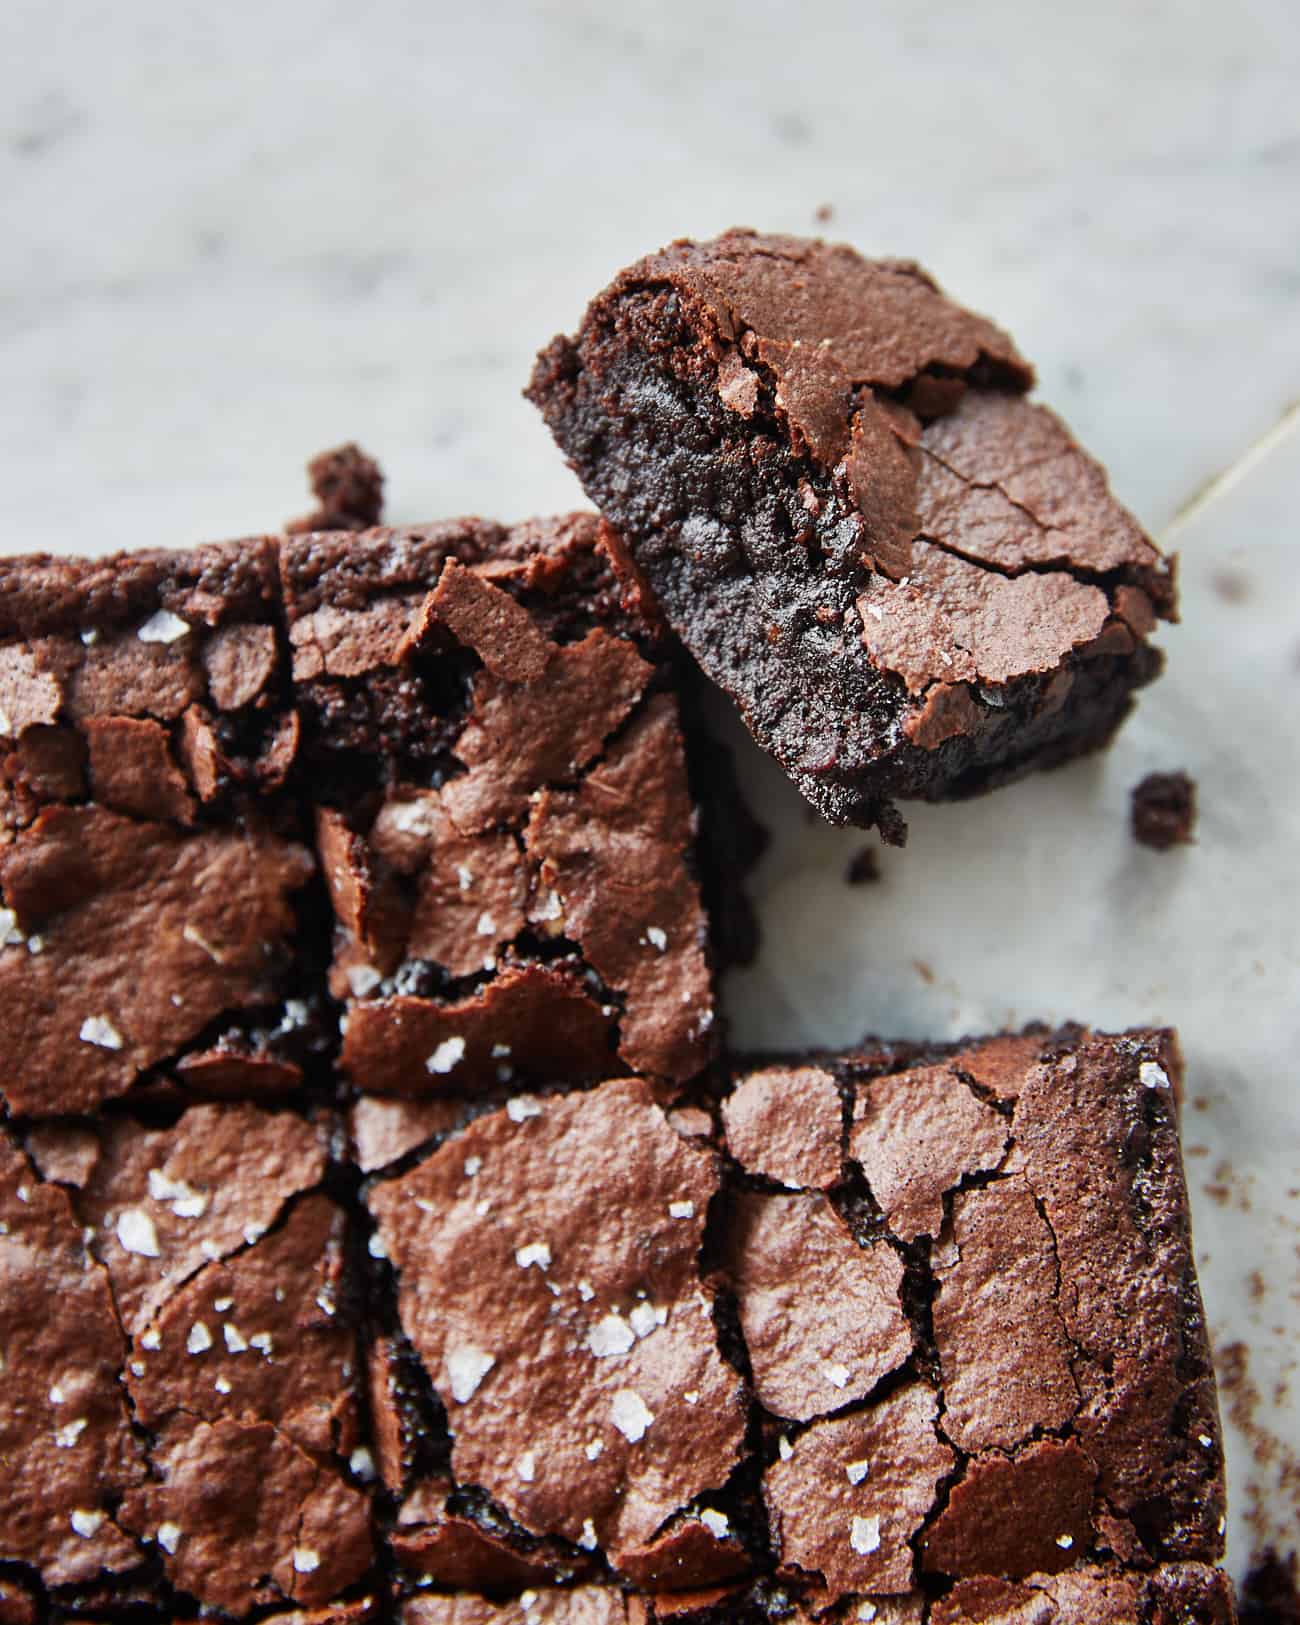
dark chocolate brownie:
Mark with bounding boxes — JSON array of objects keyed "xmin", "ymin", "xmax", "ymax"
[
  {"xmin": 357, "ymin": 1026, "xmax": 1231, "ymax": 1621},
  {"xmin": 0, "ymin": 1101, "xmax": 377, "ymax": 1618},
  {"xmin": 1132, "ymin": 770, "xmax": 1197, "ymax": 850},
  {"xmin": 282, "ymin": 513, "xmax": 719, "ymax": 1093},
  {"xmin": 0, "ymin": 540, "xmax": 324, "ymax": 1117},
  {"xmin": 0, "ymin": 516, "xmax": 734, "ymax": 1117},
  {"xmin": 527, "ymin": 230, "xmax": 1174, "ymax": 839}
]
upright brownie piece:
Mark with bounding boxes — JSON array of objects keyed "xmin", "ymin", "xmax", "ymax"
[
  {"xmin": 528, "ymin": 230, "xmax": 1173, "ymax": 837},
  {"xmin": 358, "ymin": 1026, "xmax": 1230, "ymax": 1621},
  {"xmin": 282, "ymin": 514, "xmax": 717, "ymax": 1095},
  {"xmin": 0, "ymin": 541, "xmax": 322, "ymax": 1117},
  {"xmin": 1, "ymin": 1102, "xmax": 376, "ymax": 1618}
]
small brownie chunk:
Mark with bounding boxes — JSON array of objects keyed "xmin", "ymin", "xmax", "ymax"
[
  {"xmin": 0, "ymin": 1103, "xmax": 375, "ymax": 1617},
  {"xmin": 286, "ymin": 441, "xmax": 386, "ymax": 534},
  {"xmin": 529, "ymin": 230, "xmax": 1174, "ymax": 837},
  {"xmin": 0, "ymin": 539, "xmax": 319, "ymax": 1117},
  {"xmin": 1132, "ymin": 769, "xmax": 1197, "ymax": 850},
  {"xmin": 282, "ymin": 514, "xmax": 717, "ymax": 1092},
  {"xmin": 357, "ymin": 1026, "xmax": 1229, "ymax": 1619}
]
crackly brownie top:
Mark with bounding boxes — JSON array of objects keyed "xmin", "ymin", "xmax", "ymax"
[
  {"xmin": 537, "ymin": 229, "xmax": 1172, "ymax": 713},
  {"xmin": 0, "ymin": 512, "xmax": 721, "ymax": 1117},
  {"xmin": 1, "ymin": 1103, "xmax": 373, "ymax": 1617},
  {"xmin": 359, "ymin": 1027, "xmax": 1224, "ymax": 1617}
]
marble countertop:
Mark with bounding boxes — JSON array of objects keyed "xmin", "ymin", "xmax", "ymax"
[{"xmin": 3, "ymin": 0, "xmax": 1298, "ymax": 1586}]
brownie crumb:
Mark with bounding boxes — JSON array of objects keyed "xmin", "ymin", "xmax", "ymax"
[
  {"xmin": 1241, "ymin": 1549, "xmax": 1300, "ymax": 1624},
  {"xmin": 813, "ymin": 202, "xmax": 834, "ymax": 223},
  {"xmin": 846, "ymin": 846, "xmax": 881, "ymax": 885},
  {"xmin": 287, "ymin": 441, "xmax": 385, "ymax": 533},
  {"xmin": 1131, "ymin": 770, "xmax": 1197, "ymax": 849}
]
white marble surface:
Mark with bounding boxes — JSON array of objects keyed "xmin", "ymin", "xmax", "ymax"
[{"xmin": 3, "ymin": 0, "xmax": 1299, "ymax": 1587}]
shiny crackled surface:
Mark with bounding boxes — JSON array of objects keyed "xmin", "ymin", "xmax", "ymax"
[{"xmin": 0, "ymin": 1028, "xmax": 1234, "ymax": 1620}]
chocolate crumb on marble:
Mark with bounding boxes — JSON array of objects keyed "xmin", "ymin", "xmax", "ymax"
[
  {"xmin": 287, "ymin": 442, "xmax": 386, "ymax": 534},
  {"xmin": 1132, "ymin": 769, "xmax": 1198, "ymax": 850},
  {"xmin": 845, "ymin": 846, "xmax": 881, "ymax": 885},
  {"xmin": 528, "ymin": 229, "xmax": 1174, "ymax": 839},
  {"xmin": 1240, "ymin": 1549, "xmax": 1300, "ymax": 1624},
  {"xmin": 354, "ymin": 1025, "xmax": 1230, "ymax": 1621}
]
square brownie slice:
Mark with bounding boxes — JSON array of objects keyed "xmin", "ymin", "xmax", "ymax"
[
  {"xmin": 358, "ymin": 1025, "xmax": 1231, "ymax": 1622},
  {"xmin": 0, "ymin": 541, "xmax": 325, "ymax": 1118},
  {"xmin": 528, "ymin": 231, "xmax": 1174, "ymax": 840},
  {"xmin": 281, "ymin": 514, "xmax": 720, "ymax": 1096},
  {"xmin": 0, "ymin": 1101, "xmax": 376, "ymax": 1618}
]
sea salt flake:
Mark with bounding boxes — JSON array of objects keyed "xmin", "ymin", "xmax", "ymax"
[
  {"xmin": 475, "ymin": 911, "xmax": 497, "ymax": 937},
  {"xmin": 491, "ymin": 1044, "xmax": 512, "ymax": 1058},
  {"xmin": 778, "ymin": 1436, "xmax": 793, "ymax": 1461},
  {"xmin": 292, "ymin": 1547, "xmax": 321, "ymax": 1574},
  {"xmin": 350, "ymin": 1446, "xmax": 376, "ymax": 1481},
  {"xmin": 249, "ymin": 1332, "xmax": 273, "ymax": 1355},
  {"xmin": 699, "ymin": 1508, "xmax": 730, "ymax": 1539},
  {"xmin": 148, "ymin": 1168, "xmax": 208, "ymax": 1219},
  {"xmin": 516, "ymin": 1451, "xmax": 537, "ymax": 1482},
  {"xmin": 140, "ymin": 1327, "xmax": 161, "ymax": 1350},
  {"xmin": 214, "ymin": 1296, "xmax": 233, "ymax": 1312},
  {"xmin": 223, "ymin": 1323, "xmax": 248, "ymax": 1353},
  {"xmin": 684, "ymin": 1390, "xmax": 700, "ymax": 1406},
  {"xmin": 55, "ymin": 1417, "xmax": 87, "ymax": 1448},
  {"xmin": 464, "ymin": 1155, "xmax": 482, "ymax": 1177},
  {"xmin": 588, "ymin": 1314, "xmax": 636, "ymax": 1357},
  {"xmin": 858, "ymin": 1606, "xmax": 878, "ymax": 1622},
  {"xmin": 507, "ymin": 1095, "xmax": 543, "ymax": 1122},
  {"xmin": 138, "ymin": 609, "xmax": 190, "ymax": 644},
  {"xmin": 49, "ymin": 1383, "xmax": 66, "ymax": 1404},
  {"xmin": 214, "ymin": 1376, "xmax": 232, "ymax": 1394},
  {"xmin": 846, "ymin": 1458, "xmax": 870, "ymax": 1485},
  {"xmin": 585, "ymin": 1439, "xmax": 604, "ymax": 1461},
  {"xmin": 71, "ymin": 1508, "xmax": 104, "ymax": 1538},
  {"xmin": 865, "ymin": 602, "xmax": 885, "ymax": 622},
  {"xmin": 389, "ymin": 800, "xmax": 438, "ymax": 836},
  {"xmin": 427, "ymin": 1036, "xmax": 466, "ymax": 1074},
  {"xmin": 347, "ymin": 963, "xmax": 383, "ymax": 997},
  {"xmin": 850, "ymin": 1515, "xmax": 881, "ymax": 1555},
  {"xmin": 80, "ymin": 1015, "xmax": 124, "ymax": 1050},
  {"xmin": 611, "ymin": 1388, "xmax": 654, "ymax": 1443},
  {"xmin": 579, "ymin": 1517, "xmax": 599, "ymax": 1550},
  {"xmin": 158, "ymin": 1520, "xmax": 183, "ymax": 1553},
  {"xmin": 1139, "ymin": 1061, "xmax": 1171, "ymax": 1090},
  {"xmin": 186, "ymin": 1321, "xmax": 212, "ymax": 1354},
  {"xmin": 646, "ymin": 926, "xmax": 668, "ymax": 951},
  {"xmin": 577, "ymin": 1279, "xmax": 595, "ymax": 1301},
  {"xmin": 629, "ymin": 1301, "xmax": 659, "ymax": 1338},
  {"xmin": 456, "ymin": 864, "xmax": 474, "ymax": 891},
  {"xmin": 1056, "ymin": 1533, "xmax": 1074, "ymax": 1550},
  {"xmin": 1198, "ymin": 1433, "xmax": 1214, "ymax": 1447},
  {"xmin": 116, "ymin": 1209, "xmax": 160, "ymax": 1258},
  {"xmin": 669, "ymin": 1200, "xmax": 695, "ymax": 1219},
  {"xmin": 447, "ymin": 1343, "xmax": 495, "ymax": 1403},
  {"xmin": 368, "ymin": 1232, "xmax": 389, "ymax": 1259},
  {"xmin": 516, "ymin": 1242, "xmax": 552, "ymax": 1270},
  {"xmin": 823, "ymin": 1361, "xmax": 851, "ymax": 1389}
]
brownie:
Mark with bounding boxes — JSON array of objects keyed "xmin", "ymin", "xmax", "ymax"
[
  {"xmin": 0, "ymin": 515, "xmax": 731, "ymax": 1117},
  {"xmin": 0, "ymin": 539, "xmax": 324, "ymax": 1117},
  {"xmin": 358, "ymin": 1025, "xmax": 1231, "ymax": 1621},
  {"xmin": 528, "ymin": 230, "xmax": 1175, "ymax": 838},
  {"xmin": 1132, "ymin": 770, "xmax": 1197, "ymax": 850},
  {"xmin": 0, "ymin": 1101, "xmax": 376, "ymax": 1618},
  {"xmin": 282, "ymin": 513, "xmax": 719, "ymax": 1093}
]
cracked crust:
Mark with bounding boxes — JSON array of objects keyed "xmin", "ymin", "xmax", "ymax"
[
  {"xmin": 526, "ymin": 229, "xmax": 1174, "ymax": 836},
  {"xmin": 0, "ymin": 1028, "xmax": 1231, "ymax": 1619},
  {"xmin": 352, "ymin": 1025, "xmax": 1227, "ymax": 1620},
  {"xmin": 0, "ymin": 515, "xmax": 745, "ymax": 1117}
]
